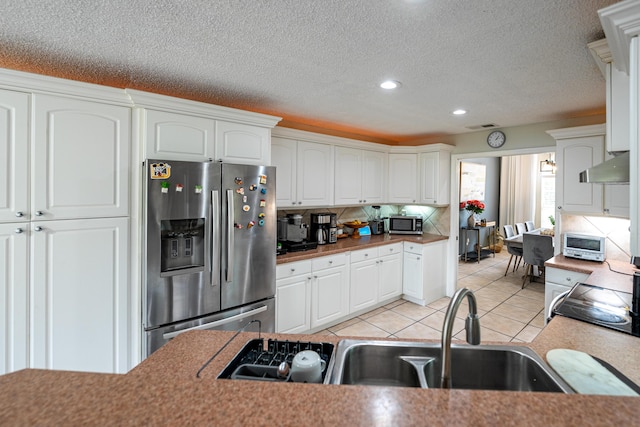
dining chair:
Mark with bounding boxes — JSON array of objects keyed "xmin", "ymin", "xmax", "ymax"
[
  {"xmin": 515, "ymin": 222, "xmax": 526, "ymax": 235},
  {"xmin": 503, "ymin": 225, "xmax": 523, "ymax": 276},
  {"xmin": 521, "ymin": 233, "xmax": 554, "ymax": 288},
  {"xmin": 525, "ymin": 221, "xmax": 535, "ymax": 232}
]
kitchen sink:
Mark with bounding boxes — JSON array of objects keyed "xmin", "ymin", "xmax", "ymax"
[{"xmin": 326, "ymin": 339, "xmax": 573, "ymax": 393}]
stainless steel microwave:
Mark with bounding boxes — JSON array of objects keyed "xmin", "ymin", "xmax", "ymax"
[
  {"xmin": 562, "ymin": 232, "xmax": 605, "ymax": 262},
  {"xmin": 388, "ymin": 215, "xmax": 423, "ymax": 235}
]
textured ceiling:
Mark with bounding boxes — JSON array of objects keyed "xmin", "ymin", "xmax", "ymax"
[{"xmin": 0, "ymin": 0, "xmax": 618, "ymax": 144}]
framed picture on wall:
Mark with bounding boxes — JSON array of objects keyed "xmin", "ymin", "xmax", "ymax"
[{"xmin": 460, "ymin": 161, "xmax": 486, "ymax": 202}]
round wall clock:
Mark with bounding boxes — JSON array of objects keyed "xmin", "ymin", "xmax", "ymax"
[{"xmin": 487, "ymin": 130, "xmax": 506, "ymax": 148}]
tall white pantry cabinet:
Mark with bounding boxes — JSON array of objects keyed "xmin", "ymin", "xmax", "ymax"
[{"xmin": 0, "ymin": 76, "xmax": 133, "ymax": 375}]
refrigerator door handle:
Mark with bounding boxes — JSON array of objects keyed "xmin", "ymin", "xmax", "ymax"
[
  {"xmin": 226, "ymin": 189, "xmax": 234, "ymax": 283},
  {"xmin": 211, "ymin": 190, "xmax": 219, "ymax": 286},
  {"xmin": 162, "ymin": 305, "xmax": 268, "ymax": 340}
]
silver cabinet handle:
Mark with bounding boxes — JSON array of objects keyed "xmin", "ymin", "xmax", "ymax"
[
  {"xmin": 34, "ymin": 226, "xmax": 43, "ymax": 232},
  {"xmin": 15, "ymin": 228, "xmax": 24, "ymax": 234},
  {"xmin": 35, "ymin": 211, "xmax": 43, "ymax": 216},
  {"xmin": 15, "ymin": 211, "xmax": 24, "ymax": 218}
]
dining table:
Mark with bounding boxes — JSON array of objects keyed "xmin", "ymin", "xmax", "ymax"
[{"xmin": 504, "ymin": 228, "xmax": 554, "ymax": 249}]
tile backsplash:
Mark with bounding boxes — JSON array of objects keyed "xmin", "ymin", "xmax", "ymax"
[
  {"xmin": 278, "ymin": 205, "xmax": 450, "ymax": 236},
  {"xmin": 560, "ymin": 214, "xmax": 630, "ymax": 262}
]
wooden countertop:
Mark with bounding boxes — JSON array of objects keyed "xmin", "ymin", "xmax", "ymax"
[
  {"xmin": 277, "ymin": 233, "xmax": 448, "ymax": 264},
  {"xmin": 2, "ymin": 316, "xmax": 639, "ymax": 425}
]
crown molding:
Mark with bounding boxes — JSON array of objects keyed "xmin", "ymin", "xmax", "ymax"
[
  {"xmin": 599, "ymin": 0, "xmax": 640, "ymax": 74},
  {"xmin": 587, "ymin": 38, "xmax": 611, "ymax": 76},
  {"xmin": 0, "ymin": 67, "xmax": 132, "ymax": 106},
  {"xmin": 546, "ymin": 123, "xmax": 606, "ymax": 140},
  {"xmin": 126, "ymin": 89, "xmax": 281, "ymax": 128}
]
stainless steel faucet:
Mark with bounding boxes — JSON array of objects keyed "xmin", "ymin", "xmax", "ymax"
[{"xmin": 440, "ymin": 288, "xmax": 481, "ymax": 388}]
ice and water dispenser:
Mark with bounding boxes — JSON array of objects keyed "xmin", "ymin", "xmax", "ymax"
[{"xmin": 160, "ymin": 218, "xmax": 206, "ymax": 274}]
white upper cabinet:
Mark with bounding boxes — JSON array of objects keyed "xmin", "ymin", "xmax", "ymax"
[
  {"xmin": 32, "ymin": 94, "xmax": 130, "ymax": 220},
  {"xmin": 607, "ymin": 63, "xmax": 630, "ymax": 152},
  {"xmin": 271, "ymin": 137, "xmax": 297, "ymax": 207},
  {"xmin": 128, "ymin": 89, "xmax": 280, "ymax": 164},
  {"xmin": 388, "ymin": 153, "xmax": 418, "ymax": 204},
  {"xmin": 271, "ymin": 136, "xmax": 333, "ymax": 207},
  {"xmin": 0, "ymin": 89, "xmax": 29, "ymax": 223},
  {"xmin": 215, "ymin": 120, "xmax": 271, "ymax": 165},
  {"xmin": 588, "ymin": 38, "xmax": 630, "ymax": 153},
  {"xmin": 334, "ymin": 147, "xmax": 386, "ymax": 206},
  {"xmin": 362, "ymin": 150, "xmax": 386, "ymax": 204},
  {"xmin": 297, "ymin": 141, "xmax": 334, "ymax": 207},
  {"xmin": 419, "ymin": 148, "xmax": 452, "ymax": 206},
  {"xmin": 143, "ymin": 109, "xmax": 215, "ymax": 161},
  {"xmin": 334, "ymin": 147, "xmax": 362, "ymax": 205},
  {"xmin": 550, "ymin": 124, "xmax": 628, "ymax": 218},
  {"xmin": 554, "ymin": 131, "xmax": 604, "ymax": 215}
]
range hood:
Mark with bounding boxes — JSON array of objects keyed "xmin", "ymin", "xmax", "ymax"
[{"xmin": 579, "ymin": 151, "xmax": 630, "ymax": 184}]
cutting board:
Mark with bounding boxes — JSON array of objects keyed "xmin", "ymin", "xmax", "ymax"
[{"xmin": 546, "ymin": 349, "xmax": 639, "ymax": 396}]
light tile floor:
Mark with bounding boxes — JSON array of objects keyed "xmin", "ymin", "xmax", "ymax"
[{"xmin": 313, "ymin": 249, "xmax": 546, "ymax": 343}]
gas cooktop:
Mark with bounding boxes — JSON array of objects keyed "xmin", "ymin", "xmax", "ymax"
[{"xmin": 554, "ymin": 283, "xmax": 640, "ymax": 337}]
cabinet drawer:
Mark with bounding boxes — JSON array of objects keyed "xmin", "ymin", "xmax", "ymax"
[
  {"xmin": 276, "ymin": 260, "xmax": 312, "ymax": 280},
  {"xmin": 312, "ymin": 253, "xmax": 348, "ymax": 271},
  {"xmin": 350, "ymin": 247, "xmax": 379, "ymax": 264},
  {"xmin": 404, "ymin": 242, "xmax": 423, "ymax": 255},
  {"xmin": 545, "ymin": 267, "xmax": 590, "ymax": 287},
  {"xmin": 378, "ymin": 243, "xmax": 403, "ymax": 257}
]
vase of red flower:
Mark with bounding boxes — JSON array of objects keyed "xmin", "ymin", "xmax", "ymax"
[{"xmin": 462, "ymin": 200, "xmax": 485, "ymax": 228}]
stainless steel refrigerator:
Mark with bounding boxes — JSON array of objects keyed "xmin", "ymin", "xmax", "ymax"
[{"xmin": 143, "ymin": 159, "xmax": 276, "ymax": 356}]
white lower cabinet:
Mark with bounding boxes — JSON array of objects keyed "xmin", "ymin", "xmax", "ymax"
[
  {"xmin": 30, "ymin": 217, "xmax": 131, "ymax": 374},
  {"xmin": 350, "ymin": 248, "xmax": 380, "ymax": 313},
  {"xmin": 377, "ymin": 245, "xmax": 403, "ymax": 301},
  {"xmin": 402, "ymin": 240, "xmax": 447, "ymax": 306},
  {"xmin": 310, "ymin": 253, "xmax": 349, "ymax": 328},
  {"xmin": 276, "ymin": 260, "xmax": 312, "ymax": 334},
  {"xmin": 0, "ymin": 223, "xmax": 29, "ymax": 375},
  {"xmin": 544, "ymin": 267, "xmax": 589, "ymax": 324},
  {"xmin": 350, "ymin": 243, "xmax": 403, "ymax": 313}
]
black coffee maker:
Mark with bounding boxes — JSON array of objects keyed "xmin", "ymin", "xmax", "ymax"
[{"xmin": 311, "ymin": 213, "xmax": 337, "ymax": 244}]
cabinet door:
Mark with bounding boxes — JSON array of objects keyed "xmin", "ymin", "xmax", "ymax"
[
  {"xmin": 388, "ymin": 153, "xmax": 417, "ymax": 204},
  {"xmin": 0, "ymin": 223, "xmax": 29, "ymax": 375},
  {"xmin": 30, "ymin": 217, "xmax": 130, "ymax": 373},
  {"xmin": 350, "ymin": 259, "xmax": 379, "ymax": 313},
  {"xmin": 271, "ymin": 137, "xmax": 297, "ymax": 207},
  {"xmin": 0, "ymin": 90, "xmax": 29, "ymax": 223},
  {"xmin": 607, "ymin": 63, "xmax": 630, "ymax": 152},
  {"xmin": 362, "ymin": 150, "xmax": 386, "ymax": 204},
  {"xmin": 556, "ymin": 136, "xmax": 604, "ymax": 214},
  {"xmin": 402, "ymin": 252, "xmax": 423, "ymax": 300},
  {"xmin": 32, "ymin": 95, "xmax": 130, "ymax": 220},
  {"xmin": 311, "ymin": 265, "xmax": 349, "ymax": 328},
  {"xmin": 421, "ymin": 241, "xmax": 446, "ymax": 303},
  {"xmin": 145, "ymin": 109, "xmax": 215, "ymax": 160},
  {"xmin": 378, "ymin": 253, "xmax": 402, "ymax": 301},
  {"xmin": 420, "ymin": 151, "xmax": 450, "ymax": 205},
  {"xmin": 334, "ymin": 147, "xmax": 362, "ymax": 206},
  {"xmin": 276, "ymin": 275, "xmax": 310, "ymax": 333},
  {"xmin": 297, "ymin": 141, "xmax": 334, "ymax": 206},
  {"xmin": 420, "ymin": 152, "xmax": 439, "ymax": 204},
  {"xmin": 215, "ymin": 120, "xmax": 270, "ymax": 165}
]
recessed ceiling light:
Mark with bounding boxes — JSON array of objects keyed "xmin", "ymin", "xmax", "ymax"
[
  {"xmin": 380, "ymin": 80, "xmax": 401, "ymax": 90},
  {"xmin": 452, "ymin": 109, "xmax": 467, "ymax": 115}
]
